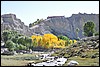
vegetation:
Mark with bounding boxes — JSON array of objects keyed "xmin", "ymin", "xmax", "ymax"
[
  {"xmin": 76, "ymin": 28, "xmax": 80, "ymax": 40},
  {"xmin": 5, "ymin": 40, "xmax": 16, "ymax": 51},
  {"xmin": 58, "ymin": 35, "xmax": 69, "ymax": 41},
  {"xmin": 2, "ymin": 30, "xmax": 77, "ymax": 51},
  {"xmin": 29, "ymin": 19, "xmax": 44, "ymax": 27},
  {"xmin": 83, "ymin": 21, "xmax": 95, "ymax": 37},
  {"xmin": 51, "ymin": 37, "xmax": 99, "ymax": 66},
  {"xmin": 1, "ymin": 53, "xmax": 41, "ymax": 66},
  {"xmin": 31, "ymin": 34, "xmax": 76, "ymax": 49},
  {"xmin": 2, "ymin": 30, "xmax": 33, "ymax": 51},
  {"xmin": 63, "ymin": 56, "xmax": 99, "ymax": 66},
  {"xmin": 94, "ymin": 32, "xmax": 99, "ymax": 36}
]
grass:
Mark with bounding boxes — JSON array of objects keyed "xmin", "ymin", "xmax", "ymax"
[
  {"xmin": 1, "ymin": 53, "xmax": 43, "ymax": 66},
  {"xmin": 51, "ymin": 46, "xmax": 99, "ymax": 66},
  {"xmin": 63, "ymin": 56, "xmax": 99, "ymax": 66},
  {"xmin": 1, "ymin": 59, "xmax": 28, "ymax": 66}
]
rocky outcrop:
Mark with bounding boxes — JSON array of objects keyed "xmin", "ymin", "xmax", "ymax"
[
  {"xmin": 50, "ymin": 35, "xmax": 99, "ymax": 65},
  {"xmin": 30, "ymin": 13, "xmax": 99, "ymax": 39},
  {"xmin": 61, "ymin": 36, "xmax": 99, "ymax": 58},
  {"xmin": 1, "ymin": 14, "xmax": 34, "ymax": 36}
]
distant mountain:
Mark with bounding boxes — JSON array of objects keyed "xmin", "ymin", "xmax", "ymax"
[{"xmin": 1, "ymin": 13, "xmax": 99, "ymax": 39}]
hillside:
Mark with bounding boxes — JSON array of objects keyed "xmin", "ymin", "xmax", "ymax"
[
  {"xmin": 1, "ymin": 14, "xmax": 34, "ymax": 37},
  {"xmin": 1, "ymin": 13, "xmax": 99, "ymax": 39},
  {"xmin": 30, "ymin": 13, "xmax": 99, "ymax": 39},
  {"xmin": 51, "ymin": 35, "xmax": 99, "ymax": 66}
]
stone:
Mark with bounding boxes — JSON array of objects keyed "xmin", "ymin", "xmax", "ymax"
[
  {"xmin": 67, "ymin": 60, "xmax": 79, "ymax": 66},
  {"xmin": 1, "ymin": 51, "xmax": 14, "ymax": 55},
  {"xmin": 79, "ymin": 48, "xmax": 85, "ymax": 52},
  {"xmin": 81, "ymin": 53, "xmax": 87, "ymax": 58},
  {"xmin": 94, "ymin": 44, "xmax": 99, "ymax": 49},
  {"xmin": 91, "ymin": 55, "xmax": 97, "ymax": 58},
  {"xmin": 72, "ymin": 45, "xmax": 77, "ymax": 47},
  {"xmin": 80, "ymin": 46, "xmax": 83, "ymax": 48}
]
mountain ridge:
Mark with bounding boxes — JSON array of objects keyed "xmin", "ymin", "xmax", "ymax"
[{"xmin": 1, "ymin": 13, "xmax": 99, "ymax": 39}]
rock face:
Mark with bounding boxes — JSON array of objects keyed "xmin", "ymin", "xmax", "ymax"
[
  {"xmin": 30, "ymin": 13, "xmax": 99, "ymax": 39},
  {"xmin": 1, "ymin": 13, "xmax": 99, "ymax": 39},
  {"xmin": 1, "ymin": 14, "xmax": 34, "ymax": 36}
]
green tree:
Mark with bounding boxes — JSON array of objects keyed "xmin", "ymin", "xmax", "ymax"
[
  {"xmin": 19, "ymin": 44, "xmax": 27, "ymax": 50},
  {"xmin": 12, "ymin": 37, "xmax": 18, "ymax": 43},
  {"xmin": 58, "ymin": 35, "xmax": 69, "ymax": 41},
  {"xmin": 76, "ymin": 28, "xmax": 80, "ymax": 40},
  {"xmin": 5, "ymin": 40, "xmax": 16, "ymax": 51},
  {"xmin": 24, "ymin": 36, "xmax": 33, "ymax": 49},
  {"xmin": 83, "ymin": 21, "xmax": 95, "ymax": 37},
  {"xmin": 2, "ymin": 30, "xmax": 11, "ymax": 43},
  {"xmin": 32, "ymin": 38, "xmax": 38, "ymax": 47},
  {"xmin": 2, "ymin": 30, "xmax": 18, "ymax": 43},
  {"xmin": 17, "ymin": 36, "xmax": 25, "ymax": 45},
  {"xmin": 29, "ymin": 23, "xmax": 32, "ymax": 27}
]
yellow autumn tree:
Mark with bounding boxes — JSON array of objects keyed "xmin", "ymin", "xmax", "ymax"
[
  {"xmin": 31, "ymin": 34, "xmax": 77, "ymax": 49},
  {"xmin": 73, "ymin": 40, "xmax": 77, "ymax": 44},
  {"xmin": 42, "ymin": 34, "xmax": 58, "ymax": 48},
  {"xmin": 31, "ymin": 35, "xmax": 42, "ymax": 47}
]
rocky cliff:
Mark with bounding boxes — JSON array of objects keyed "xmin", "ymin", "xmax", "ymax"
[
  {"xmin": 1, "ymin": 14, "xmax": 34, "ymax": 36},
  {"xmin": 30, "ymin": 13, "xmax": 99, "ymax": 39},
  {"xmin": 1, "ymin": 13, "xmax": 99, "ymax": 39}
]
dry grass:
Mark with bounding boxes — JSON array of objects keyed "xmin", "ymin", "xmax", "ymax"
[
  {"xmin": 1, "ymin": 59, "xmax": 28, "ymax": 66},
  {"xmin": 63, "ymin": 56, "xmax": 99, "ymax": 66},
  {"xmin": 1, "ymin": 53, "xmax": 42, "ymax": 66}
]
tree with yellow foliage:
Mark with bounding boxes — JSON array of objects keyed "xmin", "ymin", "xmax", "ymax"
[
  {"xmin": 73, "ymin": 40, "xmax": 77, "ymax": 44},
  {"xmin": 42, "ymin": 34, "xmax": 58, "ymax": 48},
  {"xmin": 31, "ymin": 35, "xmax": 42, "ymax": 47},
  {"xmin": 31, "ymin": 34, "xmax": 77, "ymax": 49}
]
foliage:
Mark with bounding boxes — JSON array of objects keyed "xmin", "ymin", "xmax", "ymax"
[
  {"xmin": 29, "ymin": 19, "xmax": 44, "ymax": 27},
  {"xmin": 76, "ymin": 28, "xmax": 80, "ymax": 39},
  {"xmin": 2, "ymin": 30, "xmax": 33, "ymax": 51},
  {"xmin": 31, "ymin": 34, "xmax": 77, "ymax": 49},
  {"xmin": 5, "ymin": 40, "xmax": 16, "ymax": 51},
  {"xmin": 94, "ymin": 32, "xmax": 99, "ymax": 36},
  {"xmin": 58, "ymin": 35, "xmax": 69, "ymax": 41},
  {"xmin": 73, "ymin": 40, "xmax": 77, "ymax": 43},
  {"xmin": 83, "ymin": 21, "xmax": 95, "ymax": 37},
  {"xmin": 18, "ymin": 44, "xmax": 27, "ymax": 50},
  {"xmin": 2, "ymin": 30, "xmax": 77, "ymax": 50}
]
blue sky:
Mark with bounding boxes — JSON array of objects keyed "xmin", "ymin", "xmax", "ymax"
[{"xmin": 1, "ymin": 1, "xmax": 99, "ymax": 26}]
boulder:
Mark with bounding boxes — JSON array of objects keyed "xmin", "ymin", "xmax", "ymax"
[
  {"xmin": 91, "ymin": 55, "xmax": 97, "ymax": 58},
  {"xmin": 1, "ymin": 51, "xmax": 14, "ymax": 55},
  {"xmin": 67, "ymin": 60, "xmax": 79, "ymax": 66},
  {"xmin": 94, "ymin": 44, "xmax": 99, "ymax": 49}
]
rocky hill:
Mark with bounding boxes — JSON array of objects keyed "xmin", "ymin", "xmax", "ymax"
[
  {"xmin": 30, "ymin": 13, "xmax": 99, "ymax": 39},
  {"xmin": 1, "ymin": 14, "xmax": 35, "ymax": 36},
  {"xmin": 1, "ymin": 13, "xmax": 99, "ymax": 39},
  {"xmin": 51, "ymin": 35, "xmax": 99, "ymax": 66}
]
